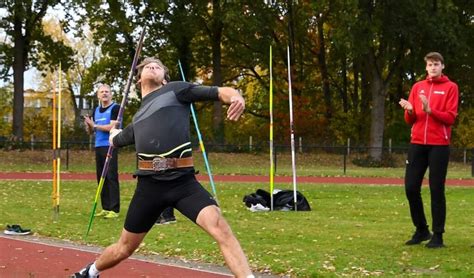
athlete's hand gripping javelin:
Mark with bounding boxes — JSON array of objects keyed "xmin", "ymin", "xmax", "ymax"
[{"xmin": 109, "ymin": 127, "xmax": 122, "ymax": 146}]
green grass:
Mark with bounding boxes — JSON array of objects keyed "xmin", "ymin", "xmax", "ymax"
[
  {"xmin": 0, "ymin": 150, "xmax": 472, "ymax": 179},
  {"xmin": 1, "ymin": 180, "xmax": 473, "ymax": 277}
]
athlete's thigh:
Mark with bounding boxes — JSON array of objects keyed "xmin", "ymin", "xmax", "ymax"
[
  {"xmin": 174, "ymin": 177, "xmax": 217, "ymax": 223},
  {"xmin": 124, "ymin": 177, "xmax": 168, "ymax": 233}
]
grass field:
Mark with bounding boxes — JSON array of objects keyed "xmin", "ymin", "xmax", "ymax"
[
  {"xmin": 1, "ymin": 180, "xmax": 473, "ymax": 277},
  {"xmin": 0, "ymin": 150, "xmax": 472, "ymax": 179}
]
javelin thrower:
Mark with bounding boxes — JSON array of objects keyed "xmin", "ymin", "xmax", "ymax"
[{"xmin": 74, "ymin": 52, "xmax": 253, "ymax": 277}]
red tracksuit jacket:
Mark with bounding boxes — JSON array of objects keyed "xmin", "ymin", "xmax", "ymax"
[{"xmin": 404, "ymin": 75, "xmax": 459, "ymax": 145}]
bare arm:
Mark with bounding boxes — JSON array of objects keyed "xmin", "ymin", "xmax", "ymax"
[
  {"xmin": 95, "ymin": 120, "xmax": 119, "ymax": 132},
  {"xmin": 84, "ymin": 114, "xmax": 118, "ymax": 134},
  {"xmin": 217, "ymin": 87, "xmax": 245, "ymax": 121}
]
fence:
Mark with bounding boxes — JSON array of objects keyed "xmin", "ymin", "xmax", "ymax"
[{"xmin": 0, "ymin": 138, "xmax": 472, "ymax": 177}]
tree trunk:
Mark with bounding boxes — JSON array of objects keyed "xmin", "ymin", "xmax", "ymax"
[
  {"xmin": 12, "ymin": 13, "xmax": 26, "ymax": 141},
  {"xmin": 369, "ymin": 77, "xmax": 386, "ymax": 161},
  {"xmin": 341, "ymin": 53, "xmax": 348, "ymax": 112},
  {"xmin": 352, "ymin": 58, "xmax": 359, "ymax": 112},
  {"xmin": 359, "ymin": 61, "xmax": 370, "ymax": 142},
  {"xmin": 366, "ymin": 52, "xmax": 387, "ymax": 161},
  {"xmin": 211, "ymin": 0, "xmax": 224, "ymax": 144},
  {"xmin": 316, "ymin": 15, "xmax": 332, "ymax": 119},
  {"xmin": 211, "ymin": 40, "xmax": 224, "ymax": 144}
]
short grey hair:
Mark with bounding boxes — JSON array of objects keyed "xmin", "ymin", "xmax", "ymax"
[{"xmin": 96, "ymin": 83, "xmax": 112, "ymax": 94}]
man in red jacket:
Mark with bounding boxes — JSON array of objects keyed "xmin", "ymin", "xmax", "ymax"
[{"xmin": 399, "ymin": 52, "xmax": 459, "ymax": 248}]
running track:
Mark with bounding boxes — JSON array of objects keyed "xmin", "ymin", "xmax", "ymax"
[{"xmin": 0, "ymin": 235, "xmax": 232, "ymax": 278}]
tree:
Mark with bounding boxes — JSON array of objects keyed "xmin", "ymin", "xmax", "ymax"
[
  {"xmin": 0, "ymin": 0, "xmax": 73, "ymax": 141},
  {"xmin": 346, "ymin": 0, "xmax": 471, "ymax": 161},
  {"xmin": 188, "ymin": 0, "xmax": 227, "ymax": 143},
  {"xmin": 0, "ymin": 85, "xmax": 13, "ymax": 138}
]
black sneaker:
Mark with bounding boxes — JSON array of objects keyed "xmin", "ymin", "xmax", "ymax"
[
  {"xmin": 4, "ymin": 224, "xmax": 31, "ymax": 235},
  {"xmin": 155, "ymin": 216, "xmax": 177, "ymax": 225},
  {"xmin": 71, "ymin": 263, "xmax": 99, "ymax": 278},
  {"xmin": 405, "ymin": 229, "xmax": 432, "ymax": 245},
  {"xmin": 426, "ymin": 233, "xmax": 445, "ymax": 248}
]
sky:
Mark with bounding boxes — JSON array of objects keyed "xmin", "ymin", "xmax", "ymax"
[
  {"xmin": 0, "ymin": 69, "xmax": 39, "ymax": 90},
  {"xmin": 23, "ymin": 69, "xmax": 40, "ymax": 90}
]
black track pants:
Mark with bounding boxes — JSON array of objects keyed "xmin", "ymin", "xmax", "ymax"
[
  {"xmin": 95, "ymin": 146, "xmax": 120, "ymax": 213},
  {"xmin": 404, "ymin": 144, "xmax": 449, "ymax": 234}
]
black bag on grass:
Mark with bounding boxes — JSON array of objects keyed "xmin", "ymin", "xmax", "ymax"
[
  {"xmin": 243, "ymin": 192, "xmax": 268, "ymax": 208},
  {"xmin": 243, "ymin": 189, "xmax": 311, "ymax": 211}
]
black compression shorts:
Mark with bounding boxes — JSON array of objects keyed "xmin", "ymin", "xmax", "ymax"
[{"xmin": 124, "ymin": 174, "xmax": 218, "ymax": 233}]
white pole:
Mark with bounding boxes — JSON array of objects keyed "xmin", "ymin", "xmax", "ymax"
[
  {"xmin": 389, "ymin": 138, "xmax": 392, "ymax": 154},
  {"xmin": 347, "ymin": 138, "xmax": 350, "ymax": 155},
  {"xmin": 249, "ymin": 136, "xmax": 253, "ymax": 152},
  {"xmin": 287, "ymin": 46, "xmax": 298, "ymax": 211},
  {"xmin": 299, "ymin": 137, "xmax": 302, "ymax": 153}
]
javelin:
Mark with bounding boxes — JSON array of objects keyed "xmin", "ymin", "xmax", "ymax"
[
  {"xmin": 177, "ymin": 60, "xmax": 219, "ymax": 204},
  {"xmin": 85, "ymin": 28, "xmax": 146, "ymax": 238},
  {"xmin": 269, "ymin": 45, "xmax": 275, "ymax": 211},
  {"xmin": 287, "ymin": 46, "xmax": 298, "ymax": 211}
]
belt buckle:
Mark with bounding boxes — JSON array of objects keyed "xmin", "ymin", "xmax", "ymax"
[{"xmin": 152, "ymin": 157, "xmax": 168, "ymax": 172}]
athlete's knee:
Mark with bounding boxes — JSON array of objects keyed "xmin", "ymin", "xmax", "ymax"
[
  {"xmin": 198, "ymin": 207, "xmax": 233, "ymax": 241},
  {"xmin": 115, "ymin": 241, "xmax": 136, "ymax": 258},
  {"xmin": 211, "ymin": 216, "xmax": 234, "ymax": 243},
  {"xmin": 405, "ymin": 184, "xmax": 421, "ymax": 196},
  {"xmin": 116, "ymin": 232, "xmax": 143, "ymax": 258}
]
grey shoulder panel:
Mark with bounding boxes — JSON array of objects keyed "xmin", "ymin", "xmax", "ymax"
[{"xmin": 133, "ymin": 91, "xmax": 182, "ymax": 124}]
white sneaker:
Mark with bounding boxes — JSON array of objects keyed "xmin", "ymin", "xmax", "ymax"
[{"xmin": 249, "ymin": 204, "xmax": 270, "ymax": 212}]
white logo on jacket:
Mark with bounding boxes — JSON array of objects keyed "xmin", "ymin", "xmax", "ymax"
[
  {"xmin": 434, "ymin": 91, "xmax": 445, "ymax": 95},
  {"xmin": 419, "ymin": 90, "xmax": 425, "ymax": 95}
]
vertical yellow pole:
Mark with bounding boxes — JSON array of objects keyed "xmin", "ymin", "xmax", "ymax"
[
  {"xmin": 52, "ymin": 77, "xmax": 57, "ymax": 214},
  {"xmin": 56, "ymin": 64, "xmax": 62, "ymax": 215}
]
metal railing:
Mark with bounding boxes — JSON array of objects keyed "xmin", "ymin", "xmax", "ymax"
[{"xmin": 0, "ymin": 138, "xmax": 472, "ymax": 176}]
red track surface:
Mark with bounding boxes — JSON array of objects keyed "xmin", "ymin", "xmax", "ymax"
[
  {"xmin": 0, "ymin": 172, "xmax": 472, "ymax": 186},
  {"xmin": 0, "ymin": 235, "xmax": 230, "ymax": 278}
]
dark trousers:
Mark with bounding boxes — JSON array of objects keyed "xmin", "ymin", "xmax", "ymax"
[
  {"xmin": 161, "ymin": 207, "xmax": 175, "ymax": 218},
  {"xmin": 95, "ymin": 147, "xmax": 120, "ymax": 213},
  {"xmin": 405, "ymin": 144, "xmax": 449, "ymax": 234}
]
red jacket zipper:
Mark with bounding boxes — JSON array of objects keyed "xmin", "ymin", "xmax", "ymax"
[{"xmin": 423, "ymin": 82, "xmax": 433, "ymax": 144}]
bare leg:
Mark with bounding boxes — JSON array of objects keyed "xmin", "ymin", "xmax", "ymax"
[
  {"xmin": 196, "ymin": 205, "xmax": 252, "ymax": 278},
  {"xmin": 95, "ymin": 229, "xmax": 147, "ymax": 271}
]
